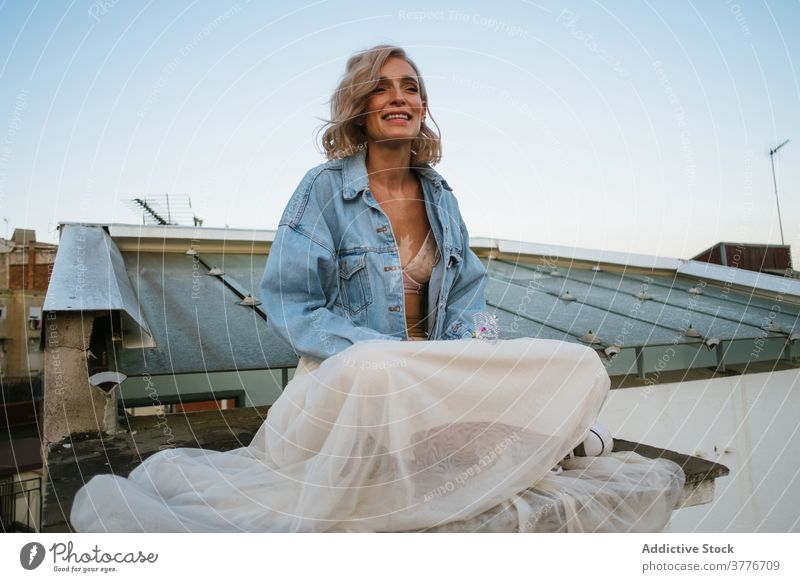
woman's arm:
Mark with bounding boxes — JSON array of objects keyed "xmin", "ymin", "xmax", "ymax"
[
  {"xmin": 440, "ymin": 212, "xmax": 489, "ymax": 340},
  {"xmin": 260, "ymin": 172, "xmax": 402, "ymax": 362}
]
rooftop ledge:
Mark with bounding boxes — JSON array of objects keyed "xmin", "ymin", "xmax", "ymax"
[{"xmin": 42, "ymin": 406, "xmax": 729, "ymax": 533}]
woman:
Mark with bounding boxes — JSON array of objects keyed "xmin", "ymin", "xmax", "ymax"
[
  {"xmin": 69, "ymin": 46, "xmax": 684, "ymax": 533},
  {"xmin": 260, "ymin": 46, "xmax": 489, "ymax": 361}
]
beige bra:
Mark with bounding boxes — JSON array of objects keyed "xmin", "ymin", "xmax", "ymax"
[{"xmin": 402, "ymin": 230, "xmax": 440, "ymax": 295}]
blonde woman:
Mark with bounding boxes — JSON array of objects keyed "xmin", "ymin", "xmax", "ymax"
[
  {"xmin": 69, "ymin": 46, "xmax": 683, "ymax": 533},
  {"xmin": 261, "ymin": 45, "xmax": 489, "ymax": 360}
]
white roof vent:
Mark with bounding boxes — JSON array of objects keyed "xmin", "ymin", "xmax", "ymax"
[
  {"xmin": 207, "ymin": 266, "xmax": 224, "ymax": 276},
  {"xmin": 635, "ymin": 290, "xmax": 651, "ymax": 301},
  {"xmin": 561, "ymin": 291, "xmax": 576, "ymax": 301},
  {"xmin": 581, "ymin": 330, "xmax": 601, "ymax": 344},
  {"xmin": 185, "ymin": 246, "xmax": 198, "ymax": 256},
  {"xmin": 550, "ymin": 269, "xmax": 562, "ymax": 277},
  {"xmin": 688, "ymin": 286, "xmax": 702, "ymax": 295},
  {"xmin": 591, "ymin": 265, "xmax": 602, "ymax": 272},
  {"xmin": 685, "ymin": 324, "xmax": 701, "ymax": 338},
  {"xmin": 763, "ymin": 321, "xmax": 783, "ymax": 333},
  {"xmin": 239, "ymin": 294, "xmax": 262, "ymax": 307}
]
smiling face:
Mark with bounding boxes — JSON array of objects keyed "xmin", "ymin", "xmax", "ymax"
[{"xmin": 361, "ymin": 57, "xmax": 427, "ymax": 147}]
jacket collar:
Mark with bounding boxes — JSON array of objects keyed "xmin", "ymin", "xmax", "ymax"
[{"xmin": 341, "ymin": 148, "xmax": 450, "ymax": 200}]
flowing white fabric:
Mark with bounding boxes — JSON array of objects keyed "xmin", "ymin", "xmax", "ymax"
[{"xmin": 70, "ymin": 338, "xmax": 684, "ymax": 532}]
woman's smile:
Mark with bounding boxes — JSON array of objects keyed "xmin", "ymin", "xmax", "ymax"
[{"xmin": 382, "ymin": 110, "xmax": 412, "ymax": 124}]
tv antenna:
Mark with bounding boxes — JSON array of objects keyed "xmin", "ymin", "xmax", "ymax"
[
  {"xmin": 126, "ymin": 193, "xmax": 203, "ymax": 226},
  {"xmin": 769, "ymin": 139, "xmax": 790, "ymax": 246}
]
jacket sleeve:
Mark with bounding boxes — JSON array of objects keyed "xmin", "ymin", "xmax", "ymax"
[
  {"xmin": 260, "ymin": 176, "xmax": 402, "ymax": 362},
  {"xmin": 440, "ymin": 211, "xmax": 489, "ymax": 340}
]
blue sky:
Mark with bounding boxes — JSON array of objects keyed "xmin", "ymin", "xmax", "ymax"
[{"xmin": 1, "ymin": 0, "xmax": 798, "ymax": 263}]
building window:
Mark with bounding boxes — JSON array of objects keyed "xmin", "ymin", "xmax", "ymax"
[{"xmin": 28, "ymin": 306, "xmax": 42, "ymax": 331}]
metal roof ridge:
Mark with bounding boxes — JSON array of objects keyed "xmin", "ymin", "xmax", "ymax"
[
  {"xmin": 109, "ymin": 223, "xmax": 278, "ymax": 241},
  {"xmin": 56, "ymin": 222, "xmax": 278, "ymax": 242},
  {"xmin": 697, "ymin": 241, "xmax": 790, "ymax": 248},
  {"xmin": 495, "ymin": 239, "xmax": 681, "ymax": 271},
  {"xmin": 678, "ymin": 260, "xmax": 800, "ymax": 300}
]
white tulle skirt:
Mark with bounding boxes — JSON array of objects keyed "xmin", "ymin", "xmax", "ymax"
[{"xmin": 69, "ymin": 338, "xmax": 684, "ymax": 532}]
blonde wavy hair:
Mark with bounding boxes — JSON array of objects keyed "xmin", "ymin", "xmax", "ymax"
[{"xmin": 319, "ymin": 45, "xmax": 442, "ymax": 165}]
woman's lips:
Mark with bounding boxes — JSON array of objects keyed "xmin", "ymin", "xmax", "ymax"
[{"xmin": 382, "ymin": 112, "xmax": 411, "ymax": 123}]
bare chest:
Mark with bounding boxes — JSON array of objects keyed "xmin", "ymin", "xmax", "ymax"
[{"xmin": 376, "ymin": 196, "xmax": 432, "ymax": 266}]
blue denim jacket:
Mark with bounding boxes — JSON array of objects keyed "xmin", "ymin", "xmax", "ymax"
[{"xmin": 259, "ymin": 149, "xmax": 488, "ymax": 362}]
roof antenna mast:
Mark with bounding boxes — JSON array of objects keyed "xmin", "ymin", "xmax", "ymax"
[{"xmin": 769, "ymin": 138, "xmax": 790, "ymax": 246}]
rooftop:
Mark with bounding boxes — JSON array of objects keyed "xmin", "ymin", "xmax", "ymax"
[
  {"xmin": 40, "ymin": 221, "xmax": 800, "ymax": 532},
  {"xmin": 42, "ymin": 223, "xmax": 800, "ymax": 383}
]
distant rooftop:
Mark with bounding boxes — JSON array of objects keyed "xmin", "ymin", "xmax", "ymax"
[
  {"xmin": 692, "ymin": 241, "xmax": 794, "ymax": 277},
  {"xmin": 0, "ymin": 228, "xmax": 58, "ymax": 251},
  {"xmin": 12, "ymin": 228, "xmax": 36, "ymax": 245}
]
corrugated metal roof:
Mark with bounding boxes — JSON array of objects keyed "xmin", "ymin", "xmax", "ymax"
[
  {"xmin": 487, "ymin": 257, "xmax": 798, "ymax": 341},
  {"xmin": 116, "ymin": 250, "xmax": 295, "ymax": 375},
  {"xmin": 484, "ymin": 257, "xmax": 799, "ymax": 376}
]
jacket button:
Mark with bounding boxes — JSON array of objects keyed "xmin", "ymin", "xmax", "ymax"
[
  {"xmin": 384, "ymin": 266, "xmax": 397, "ymax": 271},
  {"xmin": 388, "ymin": 306, "xmax": 401, "ymax": 312},
  {"xmin": 376, "ymin": 226, "xmax": 387, "ymax": 233}
]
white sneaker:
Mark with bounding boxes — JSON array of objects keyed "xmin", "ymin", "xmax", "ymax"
[{"xmin": 571, "ymin": 422, "xmax": 614, "ymax": 458}]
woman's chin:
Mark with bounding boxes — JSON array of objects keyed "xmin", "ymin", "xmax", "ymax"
[{"xmin": 369, "ymin": 135, "xmax": 417, "ymax": 147}]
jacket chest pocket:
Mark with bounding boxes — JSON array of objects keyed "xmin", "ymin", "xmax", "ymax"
[{"xmin": 336, "ymin": 252, "xmax": 372, "ymax": 316}]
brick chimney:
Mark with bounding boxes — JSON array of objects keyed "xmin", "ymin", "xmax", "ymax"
[
  {"xmin": 27, "ymin": 244, "xmax": 35, "ymax": 289},
  {"xmin": 11, "ymin": 228, "xmax": 37, "ymax": 289}
]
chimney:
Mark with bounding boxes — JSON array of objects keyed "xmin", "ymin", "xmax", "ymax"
[
  {"xmin": 28, "ymin": 243, "xmax": 35, "ymax": 289},
  {"xmin": 11, "ymin": 229, "xmax": 37, "ymax": 289}
]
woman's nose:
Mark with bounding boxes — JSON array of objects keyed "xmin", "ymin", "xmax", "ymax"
[{"xmin": 388, "ymin": 84, "xmax": 406, "ymax": 103}]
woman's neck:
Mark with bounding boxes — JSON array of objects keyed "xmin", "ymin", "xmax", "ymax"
[{"xmin": 365, "ymin": 143, "xmax": 416, "ymax": 198}]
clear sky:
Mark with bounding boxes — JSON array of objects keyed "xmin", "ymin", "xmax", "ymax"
[{"xmin": 1, "ymin": 0, "xmax": 798, "ymax": 263}]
